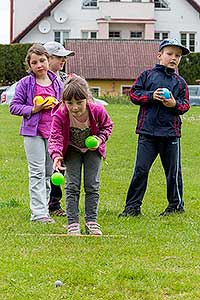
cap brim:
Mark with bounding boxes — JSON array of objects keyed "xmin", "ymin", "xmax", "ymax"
[
  {"xmin": 54, "ymin": 50, "xmax": 75, "ymax": 57},
  {"xmin": 159, "ymin": 44, "xmax": 190, "ymax": 56},
  {"xmin": 180, "ymin": 46, "xmax": 190, "ymax": 56}
]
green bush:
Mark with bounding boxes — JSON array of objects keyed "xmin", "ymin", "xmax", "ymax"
[
  {"xmin": 100, "ymin": 94, "xmax": 131, "ymax": 104},
  {"xmin": 179, "ymin": 52, "xmax": 200, "ymax": 84},
  {"xmin": 0, "ymin": 43, "xmax": 32, "ymax": 85}
]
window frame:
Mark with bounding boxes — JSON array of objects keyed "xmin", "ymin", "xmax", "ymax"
[
  {"xmin": 180, "ymin": 32, "xmax": 196, "ymax": 52},
  {"xmin": 54, "ymin": 31, "xmax": 70, "ymax": 44}
]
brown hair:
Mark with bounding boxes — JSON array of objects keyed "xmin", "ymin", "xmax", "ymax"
[
  {"xmin": 25, "ymin": 43, "xmax": 49, "ymax": 71},
  {"xmin": 62, "ymin": 74, "xmax": 93, "ymax": 103}
]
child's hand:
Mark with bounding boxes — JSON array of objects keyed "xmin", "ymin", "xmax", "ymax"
[
  {"xmin": 32, "ymin": 99, "xmax": 51, "ymax": 114},
  {"xmin": 88, "ymin": 136, "xmax": 102, "ymax": 151},
  {"xmin": 153, "ymin": 88, "xmax": 167, "ymax": 102},
  {"xmin": 53, "ymin": 156, "xmax": 66, "ymax": 172},
  {"xmin": 162, "ymin": 94, "xmax": 176, "ymax": 108},
  {"xmin": 153, "ymin": 89, "xmax": 176, "ymax": 107}
]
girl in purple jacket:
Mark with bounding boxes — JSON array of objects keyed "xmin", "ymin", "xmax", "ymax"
[
  {"xmin": 48, "ymin": 75, "xmax": 113, "ymax": 235},
  {"xmin": 10, "ymin": 43, "xmax": 63, "ymax": 223}
]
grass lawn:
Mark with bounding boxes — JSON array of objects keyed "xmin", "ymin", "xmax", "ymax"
[{"xmin": 0, "ymin": 104, "xmax": 200, "ymax": 300}]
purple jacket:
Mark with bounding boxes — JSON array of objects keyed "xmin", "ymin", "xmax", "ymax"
[
  {"xmin": 48, "ymin": 101, "xmax": 113, "ymax": 159},
  {"xmin": 9, "ymin": 70, "xmax": 63, "ymax": 136}
]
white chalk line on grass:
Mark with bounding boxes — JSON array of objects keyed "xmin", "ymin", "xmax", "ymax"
[{"xmin": 13, "ymin": 233, "xmax": 128, "ymax": 238}]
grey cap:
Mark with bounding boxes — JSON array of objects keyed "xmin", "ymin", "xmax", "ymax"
[
  {"xmin": 43, "ymin": 41, "xmax": 75, "ymax": 57},
  {"xmin": 159, "ymin": 38, "xmax": 190, "ymax": 56}
]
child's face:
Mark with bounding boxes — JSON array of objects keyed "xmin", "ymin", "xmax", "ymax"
[
  {"xmin": 29, "ymin": 53, "xmax": 49, "ymax": 76},
  {"xmin": 157, "ymin": 46, "xmax": 182, "ymax": 69},
  {"xmin": 49, "ymin": 56, "xmax": 67, "ymax": 72},
  {"xmin": 66, "ymin": 97, "xmax": 87, "ymax": 117}
]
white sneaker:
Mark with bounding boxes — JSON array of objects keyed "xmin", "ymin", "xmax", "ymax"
[
  {"xmin": 67, "ymin": 223, "xmax": 81, "ymax": 235},
  {"xmin": 33, "ymin": 216, "xmax": 55, "ymax": 224},
  {"xmin": 85, "ymin": 222, "xmax": 102, "ymax": 235}
]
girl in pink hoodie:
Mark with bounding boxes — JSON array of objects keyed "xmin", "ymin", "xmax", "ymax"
[{"xmin": 48, "ymin": 75, "xmax": 113, "ymax": 235}]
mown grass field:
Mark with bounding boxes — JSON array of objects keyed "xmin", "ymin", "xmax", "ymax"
[{"xmin": 0, "ymin": 104, "xmax": 200, "ymax": 300}]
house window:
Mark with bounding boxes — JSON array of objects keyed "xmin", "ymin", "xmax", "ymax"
[
  {"xmin": 54, "ymin": 31, "xmax": 70, "ymax": 43},
  {"xmin": 154, "ymin": 32, "xmax": 169, "ymax": 40},
  {"xmin": 90, "ymin": 87, "xmax": 100, "ymax": 97},
  {"xmin": 121, "ymin": 86, "xmax": 131, "ymax": 96},
  {"xmin": 82, "ymin": 31, "xmax": 97, "ymax": 39},
  {"xmin": 154, "ymin": 0, "xmax": 168, "ymax": 8},
  {"xmin": 109, "ymin": 31, "xmax": 121, "ymax": 39},
  {"xmin": 82, "ymin": 0, "xmax": 97, "ymax": 7},
  {"xmin": 91, "ymin": 32, "xmax": 97, "ymax": 39},
  {"xmin": 130, "ymin": 31, "xmax": 143, "ymax": 39},
  {"xmin": 181, "ymin": 33, "xmax": 195, "ymax": 52}
]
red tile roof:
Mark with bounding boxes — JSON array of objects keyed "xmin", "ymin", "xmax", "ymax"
[{"xmin": 65, "ymin": 39, "xmax": 160, "ymax": 80}]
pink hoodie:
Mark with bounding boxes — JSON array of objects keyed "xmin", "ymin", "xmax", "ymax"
[{"xmin": 48, "ymin": 101, "xmax": 113, "ymax": 160}]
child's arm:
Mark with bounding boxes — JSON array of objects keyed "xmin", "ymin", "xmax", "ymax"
[
  {"xmin": 96, "ymin": 107, "xmax": 113, "ymax": 144},
  {"xmin": 48, "ymin": 114, "xmax": 64, "ymax": 161},
  {"xmin": 129, "ymin": 71, "xmax": 154, "ymax": 105},
  {"xmin": 10, "ymin": 80, "xmax": 33, "ymax": 118},
  {"xmin": 156, "ymin": 81, "xmax": 190, "ymax": 115},
  {"xmin": 171, "ymin": 83, "xmax": 190, "ymax": 115}
]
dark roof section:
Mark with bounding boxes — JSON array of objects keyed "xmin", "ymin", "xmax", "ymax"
[
  {"xmin": 11, "ymin": 0, "xmax": 63, "ymax": 43},
  {"xmin": 186, "ymin": 0, "xmax": 200, "ymax": 12},
  {"xmin": 65, "ymin": 39, "xmax": 160, "ymax": 80}
]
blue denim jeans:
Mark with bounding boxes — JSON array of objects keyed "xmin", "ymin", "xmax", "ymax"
[{"xmin": 64, "ymin": 146, "xmax": 102, "ymax": 225}]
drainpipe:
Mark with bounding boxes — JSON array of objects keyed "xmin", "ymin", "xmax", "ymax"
[{"xmin": 10, "ymin": 0, "xmax": 13, "ymax": 43}]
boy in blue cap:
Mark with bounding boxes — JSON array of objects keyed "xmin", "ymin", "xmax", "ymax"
[{"xmin": 119, "ymin": 38, "xmax": 190, "ymax": 217}]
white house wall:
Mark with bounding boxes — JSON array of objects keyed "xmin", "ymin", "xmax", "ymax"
[
  {"xmin": 13, "ymin": 0, "xmax": 50, "ymax": 38},
  {"xmin": 155, "ymin": 0, "xmax": 200, "ymax": 50},
  {"xmin": 16, "ymin": 0, "xmax": 200, "ymax": 52}
]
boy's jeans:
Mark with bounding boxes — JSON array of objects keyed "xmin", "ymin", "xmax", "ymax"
[{"xmin": 125, "ymin": 135, "xmax": 183, "ymax": 210}]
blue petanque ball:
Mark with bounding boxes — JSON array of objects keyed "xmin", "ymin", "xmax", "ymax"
[
  {"xmin": 51, "ymin": 172, "xmax": 65, "ymax": 186},
  {"xmin": 55, "ymin": 280, "xmax": 62, "ymax": 287},
  {"xmin": 85, "ymin": 136, "xmax": 98, "ymax": 148},
  {"xmin": 161, "ymin": 88, "xmax": 171, "ymax": 99}
]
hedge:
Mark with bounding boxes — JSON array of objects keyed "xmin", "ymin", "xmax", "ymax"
[{"xmin": 0, "ymin": 43, "xmax": 32, "ymax": 85}]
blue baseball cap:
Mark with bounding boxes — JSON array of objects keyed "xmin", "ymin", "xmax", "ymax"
[{"xmin": 159, "ymin": 38, "xmax": 190, "ymax": 55}]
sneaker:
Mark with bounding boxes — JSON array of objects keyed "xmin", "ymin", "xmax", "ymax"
[
  {"xmin": 33, "ymin": 216, "xmax": 55, "ymax": 224},
  {"xmin": 67, "ymin": 223, "xmax": 81, "ymax": 235},
  {"xmin": 118, "ymin": 207, "xmax": 141, "ymax": 218},
  {"xmin": 159, "ymin": 206, "xmax": 185, "ymax": 217},
  {"xmin": 85, "ymin": 222, "xmax": 102, "ymax": 235},
  {"xmin": 50, "ymin": 208, "xmax": 66, "ymax": 217}
]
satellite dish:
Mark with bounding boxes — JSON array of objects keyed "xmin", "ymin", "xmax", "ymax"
[
  {"xmin": 38, "ymin": 20, "xmax": 51, "ymax": 33},
  {"xmin": 54, "ymin": 9, "xmax": 67, "ymax": 23}
]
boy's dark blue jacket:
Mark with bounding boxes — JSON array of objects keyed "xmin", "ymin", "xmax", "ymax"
[{"xmin": 130, "ymin": 64, "xmax": 190, "ymax": 137}]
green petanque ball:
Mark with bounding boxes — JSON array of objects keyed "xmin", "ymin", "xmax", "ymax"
[
  {"xmin": 51, "ymin": 172, "xmax": 65, "ymax": 186},
  {"xmin": 85, "ymin": 136, "xmax": 98, "ymax": 148}
]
